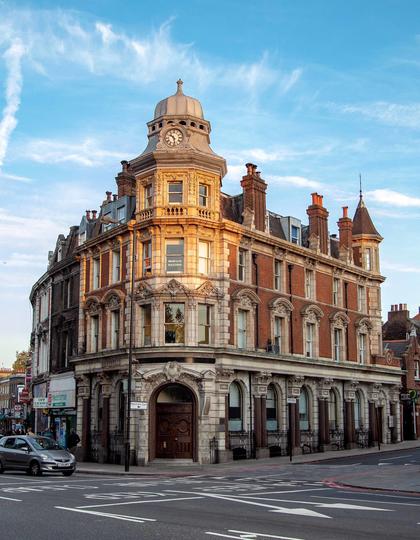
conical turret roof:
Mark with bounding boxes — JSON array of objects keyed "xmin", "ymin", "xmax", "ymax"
[{"xmin": 352, "ymin": 196, "xmax": 381, "ymax": 238}]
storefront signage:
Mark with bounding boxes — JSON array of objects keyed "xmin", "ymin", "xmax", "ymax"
[
  {"xmin": 33, "ymin": 397, "xmax": 49, "ymax": 409},
  {"xmin": 287, "ymin": 398, "xmax": 297, "ymax": 404},
  {"xmin": 131, "ymin": 401, "xmax": 147, "ymax": 410}
]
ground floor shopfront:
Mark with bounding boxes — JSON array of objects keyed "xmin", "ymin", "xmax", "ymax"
[{"xmin": 74, "ymin": 350, "xmax": 402, "ymax": 465}]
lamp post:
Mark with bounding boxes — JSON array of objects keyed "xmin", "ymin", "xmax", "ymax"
[{"xmin": 125, "ymin": 222, "xmax": 137, "ymax": 472}]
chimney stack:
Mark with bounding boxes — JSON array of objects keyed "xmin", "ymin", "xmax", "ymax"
[
  {"xmin": 307, "ymin": 192, "xmax": 329, "ymax": 254},
  {"xmin": 241, "ymin": 163, "xmax": 267, "ymax": 232},
  {"xmin": 116, "ymin": 160, "xmax": 136, "ymax": 198},
  {"xmin": 113, "ymin": 194, "xmax": 118, "ymax": 201},
  {"xmin": 387, "ymin": 302, "xmax": 410, "ymax": 321},
  {"xmin": 337, "ymin": 206, "xmax": 353, "ymax": 251}
]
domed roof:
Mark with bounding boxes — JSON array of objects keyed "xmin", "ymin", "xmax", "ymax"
[{"xmin": 154, "ymin": 80, "xmax": 204, "ymax": 119}]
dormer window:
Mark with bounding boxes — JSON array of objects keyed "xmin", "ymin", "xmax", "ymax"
[
  {"xmin": 168, "ymin": 182, "xmax": 183, "ymax": 204},
  {"xmin": 291, "ymin": 225, "xmax": 300, "ymax": 244},
  {"xmin": 364, "ymin": 248, "xmax": 372, "ymax": 271},
  {"xmin": 117, "ymin": 206, "xmax": 125, "ymax": 223}
]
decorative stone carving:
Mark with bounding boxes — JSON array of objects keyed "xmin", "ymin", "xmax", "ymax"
[
  {"xmin": 85, "ymin": 299, "xmax": 102, "ymax": 316},
  {"xmin": 158, "ymin": 278, "xmax": 192, "ymax": 298},
  {"xmin": 242, "ymin": 207, "xmax": 255, "ymax": 229},
  {"xmin": 301, "ymin": 304, "xmax": 324, "ymax": 323},
  {"xmin": 105, "ymin": 294, "xmax": 121, "ymax": 310},
  {"xmin": 231, "ymin": 288, "xmax": 260, "ymax": 309},
  {"xmin": 288, "ymin": 375, "xmax": 304, "ymax": 397},
  {"xmin": 330, "ymin": 311, "xmax": 350, "ymax": 329},
  {"xmin": 135, "ymin": 281, "xmax": 153, "ymax": 301},
  {"xmin": 304, "ymin": 257, "xmax": 317, "ymax": 269},
  {"xmin": 273, "ymin": 246, "xmax": 286, "ymax": 259},
  {"xmin": 163, "ymin": 361, "xmax": 182, "ymax": 382},
  {"xmin": 318, "ymin": 377, "xmax": 334, "ymax": 399},
  {"xmin": 308, "ymin": 232, "xmax": 320, "ymax": 252},
  {"xmin": 196, "ymin": 280, "xmax": 224, "ymax": 299},
  {"xmin": 355, "ymin": 317, "xmax": 373, "ymax": 333},
  {"xmin": 368, "ymin": 383, "xmax": 382, "ymax": 403},
  {"xmin": 215, "ymin": 367, "xmax": 235, "ymax": 382},
  {"xmin": 344, "ymin": 380, "xmax": 359, "ymax": 401},
  {"xmin": 269, "ymin": 297, "xmax": 294, "ymax": 318}
]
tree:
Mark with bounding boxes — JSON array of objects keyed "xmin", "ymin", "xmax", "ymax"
[{"xmin": 12, "ymin": 350, "xmax": 30, "ymax": 373}]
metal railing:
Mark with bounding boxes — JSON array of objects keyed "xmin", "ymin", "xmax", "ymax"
[
  {"xmin": 329, "ymin": 428, "xmax": 344, "ymax": 450},
  {"xmin": 356, "ymin": 428, "xmax": 369, "ymax": 448},
  {"xmin": 228, "ymin": 430, "xmax": 255, "ymax": 459},
  {"xmin": 267, "ymin": 429, "xmax": 288, "ymax": 456}
]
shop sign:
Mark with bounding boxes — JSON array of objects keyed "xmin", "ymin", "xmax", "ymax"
[
  {"xmin": 131, "ymin": 401, "xmax": 147, "ymax": 410},
  {"xmin": 48, "ymin": 393, "xmax": 68, "ymax": 408},
  {"xmin": 33, "ymin": 397, "xmax": 49, "ymax": 409}
]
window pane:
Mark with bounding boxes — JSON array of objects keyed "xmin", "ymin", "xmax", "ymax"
[
  {"xmin": 168, "ymin": 182, "xmax": 183, "ymax": 203},
  {"xmin": 228, "ymin": 383, "xmax": 242, "ymax": 431},
  {"xmin": 143, "ymin": 241, "xmax": 152, "ymax": 275},
  {"xmin": 198, "ymin": 241, "xmax": 210, "ymax": 274},
  {"xmin": 166, "ymin": 239, "xmax": 184, "ymax": 272},
  {"xmin": 165, "ymin": 303, "xmax": 185, "ymax": 344},
  {"xmin": 142, "ymin": 305, "xmax": 151, "ymax": 345},
  {"xmin": 299, "ymin": 389, "xmax": 309, "ymax": 430},
  {"xmin": 237, "ymin": 309, "xmax": 247, "ymax": 348},
  {"xmin": 199, "ymin": 184, "xmax": 208, "ymax": 206},
  {"xmin": 198, "ymin": 304, "xmax": 211, "ymax": 345}
]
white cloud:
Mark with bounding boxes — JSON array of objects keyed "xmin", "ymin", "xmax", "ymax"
[
  {"xmin": 382, "ymin": 261, "xmax": 420, "ymax": 274},
  {"xmin": 21, "ymin": 137, "xmax": 127, "ymax": 166},
  {"xmin": 0, "ymin": 38, "xmax": 25, "ymax": 168},
  {"xmin": 270, "ymin": 175, "xmax": 323, "ymax": 189},
  {"xmin": 367, "ymin": 188, "xmax": 420, "ymax": 207},
  {"xmin": 0, "ymin": 171, "xmax": 32, "ymax": 182},
  {"xmin": 329, "ymin": 101, "xmax": 420, "ymax": 129}
]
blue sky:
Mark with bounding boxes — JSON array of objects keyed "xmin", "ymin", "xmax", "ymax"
[{"xmin": 1, "ymin": 0, "xmax": 420, "ymax": 365}]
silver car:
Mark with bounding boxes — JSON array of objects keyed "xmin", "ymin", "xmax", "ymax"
[{"xmin": 0, "ymin": 435, "xmax": 76, "ymax": 476}]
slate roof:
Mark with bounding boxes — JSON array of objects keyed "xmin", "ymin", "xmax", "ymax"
[
  {"xmin": 352, "ymin": 197, "xmax": 381, "ymax": 237},
  {"xmin": 383, "ymin": 340, "xmax": 409, "ymax": 357}
]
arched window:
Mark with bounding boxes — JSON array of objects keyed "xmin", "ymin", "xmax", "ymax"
[
  {"xmin": 299, "ymin": 387, "xmax": 310, "ymax": 430},
  {"xmin": 266, "ymin": 385, "xmax": 278, "ymax": 431},
  {"xmin": 328, "ymin": 390, "xmax": 338, "ymax": 430},
  {"xmin": 354, "ymin": 391, "xmax": 362, "ymax": 430},
  {"xmin": 228, "ymin": 382, "xmax": 242, "ymax": 432}
]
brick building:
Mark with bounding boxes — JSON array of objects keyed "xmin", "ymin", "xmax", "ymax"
[
  {"xmin": 30, "ymin": 227, "xmax": 80, "ymax": 446},
  {"xmin": 71, "ymin": 81, "xmax": 402, "ymax": 465},
  {"xmin": 383, "ymin": 304, "xmax": 420, "ymax": 440}
]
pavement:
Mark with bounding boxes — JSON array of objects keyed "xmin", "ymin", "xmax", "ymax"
[{"xmin": 77, "ymin": 439, "xmax": 420, "ymax": 493}]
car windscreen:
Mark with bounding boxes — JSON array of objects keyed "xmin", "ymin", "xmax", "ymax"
[{"xmin": 29, "ymin": 437, "xmax": 64, "ymax": 451}]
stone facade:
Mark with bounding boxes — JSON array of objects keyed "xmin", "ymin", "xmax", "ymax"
[{"xmin": 65, "ymin": 82, "xmax": 403, "ymax": 464}]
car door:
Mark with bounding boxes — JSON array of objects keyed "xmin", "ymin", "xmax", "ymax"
[
  {"xmin": 13, "ymin": 438, "xmax": 32, "ymax": 469},
  {"xmin": 0, "ymin": 437, "xmax": 16, "ymax": 467}
]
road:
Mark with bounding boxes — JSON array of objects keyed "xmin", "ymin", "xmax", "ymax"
[
  {"xmin": 311, "ymin": 446, "xmax": 420, "ymax": 466},
  {"xmin": 1, "ymin": 459, "xmax": 420, "ymax": 540}
]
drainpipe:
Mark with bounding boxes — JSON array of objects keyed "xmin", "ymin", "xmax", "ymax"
[
  {"xmin": 248, "ymin": 371, "xmax": 254, "ymax": 459},
  {"xmin": 252, "ymin": 253, "xmax": 259, "ymax": 349},
  {"xmin": 288, "ymin": 264, "xmax": 294, "ymax": 353}
]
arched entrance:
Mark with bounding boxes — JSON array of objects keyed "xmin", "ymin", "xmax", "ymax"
[{"xmin": 154, "ymin": 384, "xmax": 195, "ymax": 459}]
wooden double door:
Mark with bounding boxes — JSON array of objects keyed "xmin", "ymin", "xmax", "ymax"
[{"xmin": 156, "ymin": 403, "xmax": 193, "ymax": 459}]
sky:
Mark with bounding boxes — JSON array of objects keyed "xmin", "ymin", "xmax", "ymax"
[{"xmin": 0, "ymin": 0, "xmax": 420, "ymax": 366}]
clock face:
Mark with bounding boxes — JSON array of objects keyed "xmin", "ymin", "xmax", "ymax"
[{"xmin": 165, "ymin": 128, "xmax": 183, "ymax": 147}]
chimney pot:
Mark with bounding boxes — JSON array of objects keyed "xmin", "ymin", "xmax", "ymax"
[
  {"xmin": 92, "ymin": 210, "xmax": 97, "ymax": 219},
  {"xmin": 85, "ymin": 210, "xmax": 91, "ymax": 221},
  {"xmin": 113, "ymin": 194, "xmax": 118, "ymax": 201},
  {"xmin": 399, "ymin": 303, "xmax": 403, "ymax": 311},
  {"xmin": 121, "ymin": 160, "xmax": 128, "ymax": 172},
  {"xmin": 342, "ymin": 206, "xmax": 348, "ymax": 218},
  {"xmin": 106, "ymin": 191, "xmax": 112, "ymax": 202}
]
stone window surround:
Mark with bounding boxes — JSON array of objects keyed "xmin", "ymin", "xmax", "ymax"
[
  {"xmin": 85, "ymin": 298, "xmax": 102, "ymax": 353},
  {"xmin": 232, "ymin": 289, "xmax": 260, "ymax": 350},
  {"xmin": 301, "ymin": 304, "xmax": 324, "ymax": 359},
  {"xmin": 355, "ymin": 317, "xmax": 372, "ymax": 364},
  {"xmin": 109, "ymin": 240, "xmax": 122, "ymax": 284},
  {"xmin": 269, "ymin": 297, "xmax": 293, "ymax": 354},
  {"xmin": 329, "ymin": 311, "xmax": 350, "ymax": 362},
  {"xmin": 304, "ymin": 267, "xmax": 316, "ymax": 300},
  {"xmin": 103, "ymin": 292, "xmax": 124, "ymax": 350}
]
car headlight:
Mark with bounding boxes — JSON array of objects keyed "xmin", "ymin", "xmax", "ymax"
[{"xmin": 39, "ymin": 454, "xmax": 50, "ymax": 461}]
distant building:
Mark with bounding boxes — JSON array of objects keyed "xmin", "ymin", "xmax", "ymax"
[
  {"xmin": 383, "ymin": 304, "xmax": 420, "ymax": 439},
  {"xmin": 29, "ymin": 226, "xmax": 80, "ymax": 446},
  {"xmin": 0, "ymin": 372, "xmax": 25, "ymax": 433},
  {"xmin": 67, "ymin": 82, "xmax": 402, "ymax": 465}
]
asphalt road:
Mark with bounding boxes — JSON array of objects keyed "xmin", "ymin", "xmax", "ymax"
[
  {"xmin": 309, "ymin": 446, "xmax": 420, "ymax": 466},
  {"xmin": 0, "ymin": 463, "xmax": 420, "ymax": 540}
]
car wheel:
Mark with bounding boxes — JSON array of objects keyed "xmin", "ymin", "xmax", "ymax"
[
  {"xmin": 29, "ymin": 460, "xmax": 42, "ymax": 476},
  {"xmin": 62, "ymin": 471, "xmax": 74, "ymax": 477}
]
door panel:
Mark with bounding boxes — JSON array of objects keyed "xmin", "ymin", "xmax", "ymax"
[{"xmin": 156, "ymin": 403, "xmax": 193, "ymax": 459}]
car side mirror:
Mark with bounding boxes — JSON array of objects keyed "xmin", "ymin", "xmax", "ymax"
[{"xmin": 21, "ymin": 446, "xmax": 30, "ymax": 453}]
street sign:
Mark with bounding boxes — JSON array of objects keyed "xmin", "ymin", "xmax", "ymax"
[
  {"xmin": 409, "ymin": 389, "xmax": 417, "ymax": 401},
  {"xmin": 131, "ymin": 401, "xmax": 147, "ymax": 410},
  {"xmin": 33, "ymin": 397, "xmax": 49, "ymax": 409},
  {"xmin": 287, "ymin": 398, "xmax": 297, "ymax": 404},
  {"xmin": 400, "ymin": 393, "xmax": 411, "ymax": 401}
]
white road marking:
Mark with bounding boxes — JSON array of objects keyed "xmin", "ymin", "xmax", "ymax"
[
  {"xmin": 312, "ymin": 495, "xmax": 420, "ymax": 507},
  {"xmin": 78, "ymin": 496, "xmax": 204, "ymax": 509},
  {"xmin": 234, "ymin": 495, "xmax": 392, "ymax": 512},
  {"xmin": 380, "ymin": 455, "xmax": 412, "ymax": 461},
  {"xmin": 378, "ymin": 463, "xmax": 392, "ymax": 466},
  {"xmin": 206, "ymin": 530, "xmax": 304, "ymax": 539},
  {"xmin": 55, "ymin": 506, "xmax": 156, "ymax": 523},
  {"xmin": 0, "ymin": 495, "xmax": 22, "ymax": 502},
  {"xmin": 236, "ymin": 488, "xmax": 329, "ymax": 496},
  {"xmin": 166, "ymin": 490, "xmax": 331, "ymax": 519}
]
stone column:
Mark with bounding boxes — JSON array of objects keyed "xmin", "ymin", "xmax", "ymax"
[
  {"xmin": 98, "ymin": 377, "xmax": 112, "ymax": 464},
  {"xmin": 318, "ymin": 399, "xmax": 326, "ymax": 450},
  {"xmin": 215, "ymin": 368, "xmax": 234, "ymax": 463},
  {"xmin": 317, "ymin": 378, "xmax": 333, "ymax": 450},
  {"xmin": 287, "ymin": 376, "xmax": 303, "ymax": 452},
  {"xmin": 253, "ymin": 372, "xmax": 271, "ymax": 459},
  {"xmin": 368, "ymin": 384, "xmax": 381, "ymax": 446}
]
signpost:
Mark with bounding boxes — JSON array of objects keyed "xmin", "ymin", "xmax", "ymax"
[{"xmin": 130, "ymin": 401, "xmax": 147, "ymax": 411}]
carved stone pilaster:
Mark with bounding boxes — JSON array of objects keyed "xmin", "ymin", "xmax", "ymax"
[
  {"xmin": 368, "ymin": 383, "xmax": 382, "ymax": 403},
  {"xmin": 288, "ymin": 375, "xmax": 304, "ymax": 398},
  {"xmin": 318, "ymin": 377, "xmax": 334, "ymax": 400},
  {"xmin": 344, "ymin": 380, "xmax": 359, "ymax": 401}
]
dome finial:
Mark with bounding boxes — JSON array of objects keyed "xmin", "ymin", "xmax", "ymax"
[
  {"xmin": 359, "ymin": 173, "xmax": 365, "ymax": 207},
  {"xmin": 176, "ymin": 79, "xmax": 184, "ymax": 95}
]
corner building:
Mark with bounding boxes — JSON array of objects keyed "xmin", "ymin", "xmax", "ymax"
[{"xmin": 75, "ymin": 82, "xmax": 402, "ymax": 464}]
